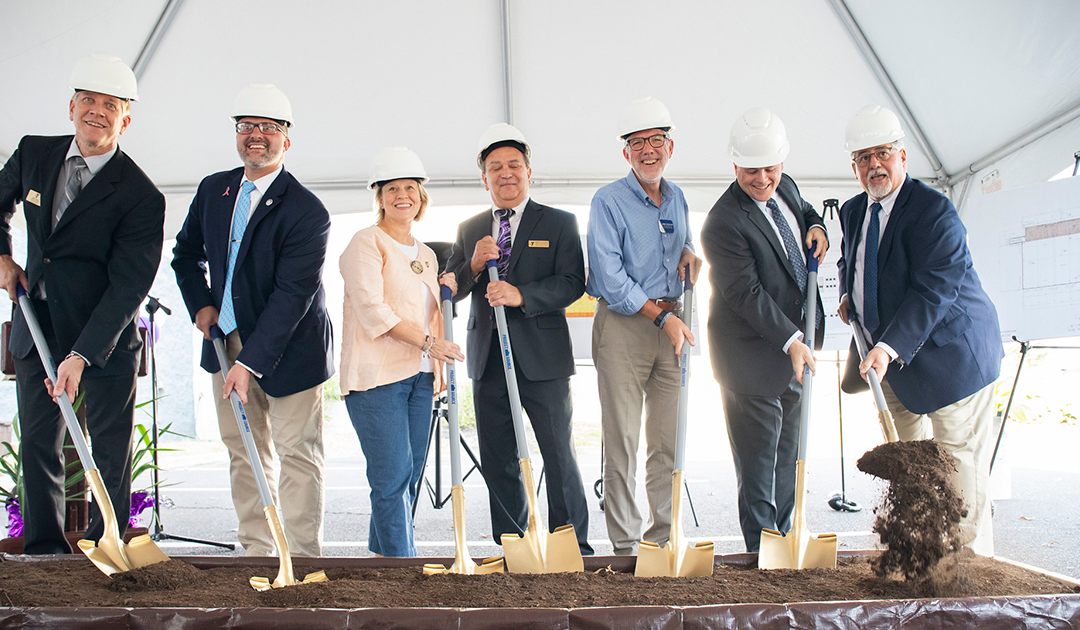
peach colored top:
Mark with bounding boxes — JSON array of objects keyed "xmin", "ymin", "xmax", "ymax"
[{"xmin": 339, "ymin": 225, "xmax": 444, "ymax": 394}]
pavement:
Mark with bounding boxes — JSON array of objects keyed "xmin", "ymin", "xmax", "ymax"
[{"xmin": 143, "ymin": 360, "xmax": 1080, "ymax": 582}]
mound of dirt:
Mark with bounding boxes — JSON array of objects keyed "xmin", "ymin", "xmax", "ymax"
[{"xmin": 857, "ymin": 439, "xmax": 967, "ymax": 581}]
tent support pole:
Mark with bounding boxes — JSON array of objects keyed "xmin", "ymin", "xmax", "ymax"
[
  {"xmin": 134, "ymin": 0, "xmax": 186, "ymax": 79},
  {"xmin": 500, "ymin": 0, "xmax": 514, "ymax": 125},
  {"xmin": 826, "ymin": 0, "xmax": 947, "ymax": 185}
]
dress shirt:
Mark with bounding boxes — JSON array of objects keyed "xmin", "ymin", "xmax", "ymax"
[
  {"xmin": 586, "ymin": 171, "xmax": 693, "ymax": 316},
  {"xmin": 230, "ymin": 165, "xmax": 283, "ymax": 378},
  {"xmin": 851, "ymin": 184, "xmax": 902, "ymax": 360}
]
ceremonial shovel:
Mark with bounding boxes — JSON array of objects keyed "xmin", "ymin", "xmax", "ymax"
[
  {"xmin": 634, "ymin": 268, "xmax": 715, "ymax": 577},
  {"xmin": 486, "ymin": 260, "xmax": 583, "ymax": 573},
  {"xmin": 210, "ymin": 325, "xmax": 327, "ymax": 591},
  {"xmin": 849, "ymin": 320, "xmax": 900, "ymax": 443},
  {"xmin": 424, "ymin": 285, "xmax": 505, "ymax": 575},
  {"xmin": 16, "ymin": 286, "xmax": 169, "ymax": 576},
  {"xmin": 758, "ymin": 250, "xmax": 838, "ymax": 569}
]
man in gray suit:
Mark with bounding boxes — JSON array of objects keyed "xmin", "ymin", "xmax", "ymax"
[{"xmin": 700, "ymin": 109, "xmax": 827, "ymax": 553}]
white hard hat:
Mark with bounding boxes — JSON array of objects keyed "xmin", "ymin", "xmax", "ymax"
[
  {"xmin": 231, "ymin": 84, "xmax": 294, "ymax": 127},
  {"xmin": 368, "ymin": 147, "xmax": 428, "ymax": 189},
  {"xmin": 617, "ymin": 96, "xmax": 675, "ymax": 140},
  {"xmin": 69, "ymin": 53, "xmax": 139, "ymax": 101},
  {"xmin": 728, "ymin": 108, "xmax": 790, "ymax": 168},
  {"xmin": 844, "ymin": 105, "xmax": 905, "ymax": 153},
  {"xmin": 477, "ymin": 122, "xmax": 530, "ymax": 168}
]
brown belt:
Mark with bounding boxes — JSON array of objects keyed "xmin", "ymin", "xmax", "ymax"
[{"xmin": 649, "ymin": 298, "xmax": 680, "ymax": 313}]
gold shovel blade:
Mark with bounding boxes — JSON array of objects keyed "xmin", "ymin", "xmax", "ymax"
[
  {"xmin": 248, "ymin": 505, "xmax": 329, "ymax": 590},
  {"xmin": 758, "ymin": 461, "xmax": 838, "ymax": 569},
  {"xmin": 634, "ymin": 472, "xmax": 715, "ymax": 577},
  {"xmin": 423, "ymin": 486, "xmax": 506, "ymax": 575},
  {"xmin": 502, "ymin": 523, "xmax": 583, "ymax": 574},
  {"xmin": 77, "ymin": 469, "xmax": 168, "ymax": 576}
]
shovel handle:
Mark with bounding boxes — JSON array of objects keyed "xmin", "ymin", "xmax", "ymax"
[
  {"xmin": 16, "ymin": 285, "xmax": 97, "ymax": 472},
  {"xmin": 486, "ymin": 260, "xmax": 530, "ymax": 459},
  {"xmin": 674, "ymin": 266, "xmax": 692, "ymax": 471},
  {"xmin": 848, "ymin": 319, "xmax": 890, "ymax": 415},
  {"xmin": 210, "ymin": 325, "xmax": 274, "ymax": 508},
  {"xmin": 440, "ymin": 286, "xmax": 464, "ymax": 486},
  {"xmin": 797, "ymin": 246, "xmax": 819, "ymax": 461}
]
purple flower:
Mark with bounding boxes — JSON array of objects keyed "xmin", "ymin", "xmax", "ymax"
[
  {"xmin": 129, "ymin": 491, "xmax": 155, "ymax": 528},
  {"xmin": 6, "ymin": 498, "xmax": 23, "ymax": 538}
]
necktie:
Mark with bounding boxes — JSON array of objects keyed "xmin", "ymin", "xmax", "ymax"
[
  {"xmin": 217, "ymin": 181, "xmax": 257, "ymax": 335},
  {"xmin": 495, "ymin": 207, "xmax": 514, "ymax": 280},
  {"xmin": 863, "ymin": 202, "xmax": 883, "ymax": 333},
  {"xmin": 767, "ymin": 198, "xmax": 808, "ymax": 296},
  {"xmin": 55, "ymin": 156, "xmax": 88, "ymax": 227}
]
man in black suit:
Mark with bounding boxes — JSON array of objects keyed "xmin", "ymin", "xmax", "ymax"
[
  {"xmin": 701, "ymin": 109, "xmax": 827, "ymax": 552},
  {"xmin": 446, "ymin": 123, "xmax": 592, "ymax": 555},
  {"xmin": 172, "ymin": 84, "xmax": 333, "ymax": 557},
  {"xmin": 0, "ymin": 54, "xmax": 165, "ymax": 553}
]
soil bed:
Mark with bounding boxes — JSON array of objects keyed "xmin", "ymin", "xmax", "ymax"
[{"xmin": 0, "ymin": 552, "xmax": 1075, "ymax": 609}]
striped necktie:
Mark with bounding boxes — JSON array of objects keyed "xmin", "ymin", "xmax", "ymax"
[{"xmin": 217, "ymin": 181, "xmax": 257, "ymax": 335}]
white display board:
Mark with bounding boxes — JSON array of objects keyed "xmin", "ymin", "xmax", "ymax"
[{"xmin": 966, "ymin": 175, "xmax": 1080, "ymax": 342}]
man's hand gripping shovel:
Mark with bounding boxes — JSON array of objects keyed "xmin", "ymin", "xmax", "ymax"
[
  {"xmin": 849, "ymin": 319, "xmax": 899, "ymax": 443},
  {"xmin": 424, "ymin": 285, "xmax": 505, "ymax": 575},
  {"xmin": 486, "ymin": 260, "xmax": 583, "ymax": 573},
  {"xmin": 635, "ymin": 268, "xmax": 714, "ymax": 577},
  {"xmin": 758, "ymin": 250, "xmax": 838, "ymax": 569},
  {"xmin": 209, "ymin": 325, "xmax": 327, "ymax": 591},
  {"xmin": 16, "ymin": 286, "xmax": 169, "ymax": 576}
]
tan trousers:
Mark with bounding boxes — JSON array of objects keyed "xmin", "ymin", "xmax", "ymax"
[
  {"xmin": 213, "ymin": 331, "xmax": 326, "ymax": 557},
  {"xmin": 881, "ymin": 377, "xmax": 995, "ymax": 556},
  {"xmin": 593, "ymin": 300, "xmax": 679, "ymax": 555}
]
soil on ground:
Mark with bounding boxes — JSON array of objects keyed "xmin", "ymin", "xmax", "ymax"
[
  {"xmin": 858, "ymin": 439, "xmax": 966, "ymax": 581},
  {"xmin": 0, "ymin": 554, "xmax": 1075, "ymax": 609}
]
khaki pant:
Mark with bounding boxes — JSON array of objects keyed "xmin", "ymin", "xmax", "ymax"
[
  {"xmin": 881, "ymin": 377, "xmax": 995, "ymax": 556},
  {"xmin": 213, "ymin": 331, "xmax": 326, "ymax": 557},
  {"xmin": 593, "ymin": 300, "xmax": 679, "ymax": 555}
]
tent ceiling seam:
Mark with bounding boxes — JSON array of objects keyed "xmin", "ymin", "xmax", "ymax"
[{"xmin": 827, "ymin": 0, "xmax": 947, "ymax": 183}]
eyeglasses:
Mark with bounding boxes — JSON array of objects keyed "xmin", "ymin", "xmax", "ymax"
[
  {"xmin": 625, "ymin": 133, "xmax": 669, "ymax": 151},
  {"xmin": 235, "ymin": 122, "xmax": 286, "ymax": 135},
  {"xmin": 852, "ymin": 147, "xmax": 898, "ymax": 166}
]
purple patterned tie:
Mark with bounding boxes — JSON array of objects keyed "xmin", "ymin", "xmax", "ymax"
[{"xmin": 495, "ymin": 207, "xmax": 513, "ymax": 280}]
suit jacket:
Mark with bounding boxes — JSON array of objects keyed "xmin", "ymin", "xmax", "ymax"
[
  {"xmin": 172, "ymin": 166, "xmax": 334, "ymax": 398},
  {"xmin": 0, "ymin": 135, "xmax": 164, "ymax": 375},
  {"xmin": 837, "ymin": 176, "xmax": 1002, "ymax": 414},
  {"xmin": 701, "ymin": 174, "xmax": 825, "ymax": 398},
  {"xmin": 446, "ymin": 199, "xmax": 585, "ymax": 382}
]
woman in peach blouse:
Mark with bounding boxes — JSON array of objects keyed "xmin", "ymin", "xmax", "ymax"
[{"xmin": 339, "ymin": 148, "xmax": 464, "ymax": 557}]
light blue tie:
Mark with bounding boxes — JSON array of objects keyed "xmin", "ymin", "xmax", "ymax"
[
  {"xmin": 863, "ymin": 202, "xmax": 883, "ymax": 333},
  {"xmin": 217, "ymin": 181, "xmax": 257, "ymax": 335}
]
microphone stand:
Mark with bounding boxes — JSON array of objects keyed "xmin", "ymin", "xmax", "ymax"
[{"xmin": 144, "ymin": 296, "xmax": 234, "ymax": 550}]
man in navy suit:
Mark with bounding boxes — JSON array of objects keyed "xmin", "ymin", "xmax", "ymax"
[
  {"xmin": 837, "ymin": 105, "xmax": 1003, "ymax": 555},
  {"xmin": 172, "ymin": 84, "xmax": 333, "ymax": 557},
  {"xmin": 0, "ymin": 54, "xmax": 164, "ymax": 554},
  {"xmin": 446, "ymin": 123, "xmax": 592, "ymax": 555},
  {"xmin": 701, "ymin": 109, "xmax": 827, "ymax": 552}
]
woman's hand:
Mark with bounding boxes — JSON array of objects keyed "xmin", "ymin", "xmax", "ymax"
[
  {"xmin": 438, "ymin": 271, "xmax": 457, "ymax": 297},
  {"xmin": 429, "ymin": 338, "xmax": 465, "ymax": 363}
]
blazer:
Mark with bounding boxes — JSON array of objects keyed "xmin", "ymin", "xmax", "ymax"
[
  {"xmin": 701, "ymin": 174, "xmax": 826, "ymax": 398},
  {"xmin": 446, "ymin": 199, "xmax": 585, "ymax": 382},
  {"xmin": 338, "ymin": 225, "xmax": 444, "ymax": 394},
  {"xmin": 0, "ymin": 135, "xmax": 164, "ymax": 376},
  {"xmin": 172, "ymin": 166, "xmax": 334, "ymax": 398},
  {"xmin": 837, "ymin": 176, "xmax": 1003, "ymax": 414}
]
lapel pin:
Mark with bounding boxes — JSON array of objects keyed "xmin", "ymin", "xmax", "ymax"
[
  {"xmin": 266, "ymin": 199, "xmax": 273, "ymax": 206},
  {"xmin": 223, "ymin": 186, "xmax": 230, "ymax": 196}
]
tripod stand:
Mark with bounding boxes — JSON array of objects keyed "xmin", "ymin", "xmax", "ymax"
[{"xmin": 144, "ymin": 296, "xmax": 234, "ymax": 550}]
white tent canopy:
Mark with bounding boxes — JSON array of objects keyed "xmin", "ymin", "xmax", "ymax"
[{"xmin": 3, "ymin": 0, "xmax": 1080, "ymax": 238}]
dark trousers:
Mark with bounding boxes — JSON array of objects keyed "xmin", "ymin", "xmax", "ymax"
[
  {"xmin": 721, "ymin": 374, "xmax": 802, "ymax": 552},
  {"xmin": 473, "ymin": 333, "xmax": 593, "ymax": 555},
  {"xmin": 14, "ymin": 300, "xmax": 136, "ymax": 554}
]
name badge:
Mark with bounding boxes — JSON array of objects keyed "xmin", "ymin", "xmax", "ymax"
[
  {"xmin": 528, "ymin": 240, "xmax": 549, "ymax": 248},
  {"xmin": 26, "ymin": 190, "xmax": 41, "ymax": 206},
  {"xmin": 659, "ymin": 219, "xmax": 674, "ymax": 234}
]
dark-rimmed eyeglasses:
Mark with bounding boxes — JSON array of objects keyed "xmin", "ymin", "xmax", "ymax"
[
  {"xmin": 235, "ymin": 122, "xmax": 285, "ymax": 136},
  {"xmin": 625, "ymin": 133, "xmax": 669, "ymax": 151},
  {"xmin": 852, "ymin": 147, "xmax": 897, "ymax": 167}
]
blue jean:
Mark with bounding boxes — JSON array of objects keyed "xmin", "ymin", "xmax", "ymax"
[{"xmin": 345, "ymin": 372, "xmax": 434, "ymax": 557}]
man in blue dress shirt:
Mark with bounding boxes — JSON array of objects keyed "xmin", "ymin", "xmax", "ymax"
[{"xmin": 586, "ymin": 97, "xmax": 701, "ymax": 555}]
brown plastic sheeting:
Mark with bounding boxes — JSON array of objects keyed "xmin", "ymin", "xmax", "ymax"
[{"xmin": 0, "ymin": 596, "xmax": 1078, "ymax": 629}]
